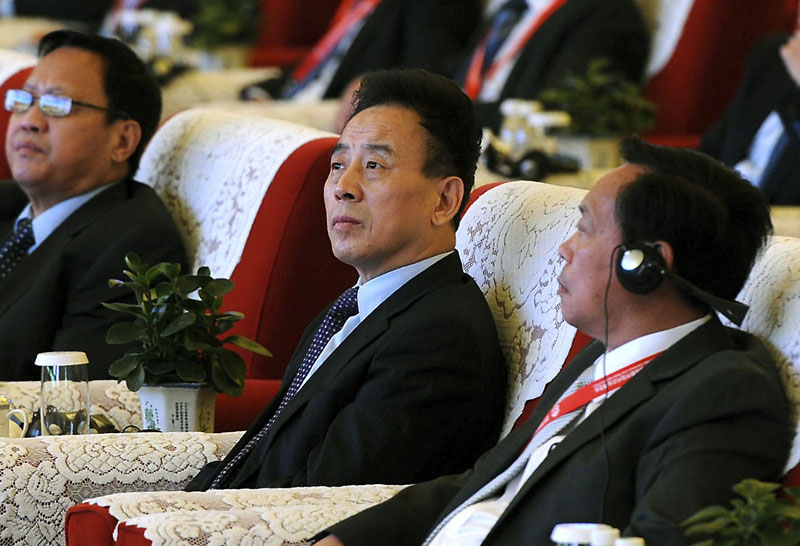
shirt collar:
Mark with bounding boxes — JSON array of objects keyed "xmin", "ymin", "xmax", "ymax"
[
  {"xmin": 592, "ymin": 314, "xmax": 711, "ymax": 380},
  {"xmin": 19, "ymin": 182, "xmax": 118, "ymax": 252},
  {"xmin": 355, "ymin": 251, "xmax": 453, "ymax": 319}
]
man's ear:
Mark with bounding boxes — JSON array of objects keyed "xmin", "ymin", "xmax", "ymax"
[
  {"xmin": 651, "ymin": 240, "xmax": 676, "ymax": 270},
  {"xmin": 109, "ymin": 119, "xmax": 142, "ymax": 164},
  {"xmin": 432, "ymin": 176, "xmax": 464, "ymax": 226}
]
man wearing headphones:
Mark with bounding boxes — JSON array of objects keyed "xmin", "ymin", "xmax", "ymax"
[{"xmin": 313, "ymin": 137, "xmax": 791, "ymax": 546}]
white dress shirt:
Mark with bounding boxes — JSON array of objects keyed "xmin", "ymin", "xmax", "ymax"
[
  {"xmin": 298, "ymin": 251, "xmax": 452, "ymax": 390},
  {"xmin": 734, "ymin": 110, "xmax": 786, "ymax": 189},
  {"xmin": 427, "ymin": 314, "xmax": 711, "ymax": 546}
]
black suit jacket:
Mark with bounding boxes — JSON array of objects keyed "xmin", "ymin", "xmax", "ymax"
[
  {"xmin": 329, "ymin": 317, "xmax": 791, "ymax": 546},
  {"xmin": 0, "ymin": 180, "xmax": 186, "ymax": 381},
  {"xmin": 466, "ymin": 0, "xmax": 650, "ymax": 130},
  {"xmin": 187, "ymin": 252, "xmax": 507, "ymax": 490},
  {"xmin": 250, "ymin": 0, "xmax": 482, "ymax": 100},
  {"xmin": 700, "ymin": 33, "xmax": 800, "ymax": 206}
]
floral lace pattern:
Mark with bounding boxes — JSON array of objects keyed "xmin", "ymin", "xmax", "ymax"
[
  {"xmin": 0, "ymin": 431, "xmax": 241, "ymax": 546},
  {"xmin": 135, "ymin": 108, "xmax": 336, "ymax": 279},
  {"xmin": 726, "ymin": 235, "xmax": 800, "ymax": 471},
  {"xmin": 457, "ymin": 181, "xmax": 584, "ymax": 436},
  {"xmin": 98, "ymin": 485, "xmax": 405, "ymax": 545}
]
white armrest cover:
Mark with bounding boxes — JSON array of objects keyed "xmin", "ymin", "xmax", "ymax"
[
  {"xmin": 0, "ymin": 431, "xmax": 241, "ymax": 545},
  {"xmin": 99, "ymin": 484, "xmax": 406, "ymax": 545}
]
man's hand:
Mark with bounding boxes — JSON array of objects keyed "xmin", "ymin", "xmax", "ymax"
[{"xmin": 780, "ymin": 31, "xmax": 800, "ymax": 86}]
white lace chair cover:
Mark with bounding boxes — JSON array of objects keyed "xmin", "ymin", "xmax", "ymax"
[
  {"xmin": 0, "ymin": 431, "xmax": 241, "ymax": 546},
  {"xmin": 0, "ymin": 380, "xmax": 140, "ymax": 431},
  {"xmin": 725, "ymin": 235, "xmax": 800, "ymax": 472},
  {"xmin": 457, "ymin": 181, "xmax": 584, "ymax": 436},
  {"xmin": 104, "ymin": 485, "xmax": 406, "ymax": 545},
  {"xmin": 136, "ymin": 107, "xmax": 336, "ymax": 278}
]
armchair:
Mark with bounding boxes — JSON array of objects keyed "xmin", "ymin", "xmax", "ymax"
[
  {"xmin": 65, "ymin": 180, "xmax": 590, "ymax": 545},
  {"xmin": 69, "ymin": 180, "xmax": 800, "ymax": 546}
]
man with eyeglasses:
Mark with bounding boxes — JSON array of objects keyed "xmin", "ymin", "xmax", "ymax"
[{"xmin": 0, "ymin": 30, "xmax": 186, "ymax": 381}]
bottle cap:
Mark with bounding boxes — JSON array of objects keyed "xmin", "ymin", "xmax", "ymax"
[
  {"xmin": 614, "ymin": 538, "xmax": 645, "ymax": 546},
  {"xmin": 551, "ymin": 523, "xmax": 613, "ymax": 544},
  {"xmin": 591, "ymin": 527, "xmax": 621, "ymax": 546},
  {"xmin": 35, "ymin": 351, "xmax": 89, "ymax": 366}
]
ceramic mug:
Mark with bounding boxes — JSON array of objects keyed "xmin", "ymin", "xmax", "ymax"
[{"xmin": 0, "ymin": 396, "xmax": 29, "ymax": 438}]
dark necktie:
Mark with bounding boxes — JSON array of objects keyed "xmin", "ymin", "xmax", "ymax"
[
  {"xmin": 209, "ymin": 286, "xmax": 360, "ymax": 489},
  {"xmin": 482, "ymin": 0, "xmax": 528, "ymax": 73},
  {"xmin": 0, "ymin": 218, "xmax": 34, "ymax": 279}
]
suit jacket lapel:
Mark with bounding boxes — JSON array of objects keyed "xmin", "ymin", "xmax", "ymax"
[
  {"xmin": 493, "ymin": 318, "xmax": 728, "ymax": 529},
  {"xmin": 0, "ymin": 182, "xmax": 129, "ymax": 316},
  {"xmin": 232, "ymin": 252, "xmax": 468, "ymax": 483}
]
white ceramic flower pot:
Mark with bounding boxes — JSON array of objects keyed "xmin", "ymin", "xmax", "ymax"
[{"xmin": 138, "ymin": 383, "xmax": 216, "ymax": 432}]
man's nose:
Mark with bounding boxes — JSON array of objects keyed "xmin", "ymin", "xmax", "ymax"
[{"xmin": 334, "ymin": 166, "xmax": 361, "ymax": 201}]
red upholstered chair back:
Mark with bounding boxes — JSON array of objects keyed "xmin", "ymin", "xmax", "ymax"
[
  {"xmin": 0, "ymin": 65, "xmax": 34, "ymax": 179},
  {"xmin": 136, "ymin": 109, "xmax": 356, "ymax": 383},
  {"xmin": 642, "ymin": 0, "xmax": 796, "ymax": 138}
]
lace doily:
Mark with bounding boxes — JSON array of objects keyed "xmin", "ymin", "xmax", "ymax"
[
  {"xmin": 0, "ymin": 431, "xmax": 241, "ymax": 546},
  {"xmin": 724, "ymin": 235, "xmax": 800, "ymax": 471},
  {"xmin": 105, "ymin": 485, "xmax": 406, "ymax": 546},
  {"xmin": 456, "ymin": 181, "xmax": 584, "ymax": 436},
  {"xmin": 135, "ymin": 108, "xmax": 336, "ymax": 279}
]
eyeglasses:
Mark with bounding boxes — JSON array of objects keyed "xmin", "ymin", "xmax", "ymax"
[{"xmin": 4, "ymin": 89, "xmax": 130, "ymax": 119}]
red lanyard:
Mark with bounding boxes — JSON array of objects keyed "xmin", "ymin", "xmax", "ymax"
[
  {"xmin": 534, "ymin": 351, "xmax": 662, "ymax": 436},
  {"xmin": 291, "ymin": 0, "xmax": 382, "ymax": 82},
  {"xmin": 464, "ymin": 0, "xmax": 568, "ymax": 99}
]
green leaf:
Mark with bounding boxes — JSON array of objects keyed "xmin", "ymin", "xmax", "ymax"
[
  {"xmin": 201, "ymin": 278, "xmax": 234, "ymax": 298},
  {"xmin": 219, "ymin": 311, "xmax": 244, "ymax": 322},
  {"xmin": 210, "ymin": 359, "xmax": 243, "ymax": 397},
  {"xmin": 106, "ymin": 321, "xmax": 146, "ymax": 344},
  {"xmin": 147, "ymin": 359, "xmax": 178, "ymax": 375},
  {"xmin": 108, "ymin": 354, "xmax": 140, "ymax": 378},
  {"xmin": 218, "ymin": 349, "xmax": 246, "ymax": 383},
  {"xmin": 175, "ymin": 276, "xmax": 203, "ymax": 296},
  {"xmin": 102, "ymin": 302, "xmax": 145, "ymax": 317},
  {"xmin": 124, "ymin": 252, "xmax": 147, "ymax": 275},
  {"xmin": 223, "ymin": 334, "xmax": 271, "ymax": 356},
  {"xmin": 196, "ymin": 266, "xmax": 211, "ymax": 276},
  {"xmin": 161, "ymin": 312, "xmax": 197, "ymax": 337},
  {"xmin": 154, "ymin": 281, "xmax": 175, "ymax": 301},
  {"xmin": 125, "ymin": 364, "xmax": 145, "ymax": 392},
  {"xmin": 175, "ymin": 359, "xmax": 207, "ymax": 382}
]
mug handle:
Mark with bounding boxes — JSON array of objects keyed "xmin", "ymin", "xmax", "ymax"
[{"xmin": 8, "ymin": 409, "xmax": 28, "ymax": 438}]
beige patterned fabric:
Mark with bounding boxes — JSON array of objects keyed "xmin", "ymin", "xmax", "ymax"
[
  {"xmin": 136, "ymin": 108, "xmax": 336, "ymax": 278},
  {"xmin": 457, "ymin": 181, "xmax": 584, "ymax": 436},
  {"xmin": 104, "ymin": 485, "xmax": 405, "ymax": 544},
  {"xmin": 0, "ymin": 380, "xmax": 141, "ymax": 431},
  {"xmin": 0, "ymin": 431, "xmax": 241, "ymax": 546},
  {"xmin": 725, "ymin": 235, "xmax": 800, "ymax": 472}
]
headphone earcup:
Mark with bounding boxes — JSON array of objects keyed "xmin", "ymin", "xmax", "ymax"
[{"xmin": 616, "ymin": 244, "xmax": 666, "ymax": 295}]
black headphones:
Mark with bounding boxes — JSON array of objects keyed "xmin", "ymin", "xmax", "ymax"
[{"xmin": 615, "ymin": 243, "xmax": 749, "ymax": 326}]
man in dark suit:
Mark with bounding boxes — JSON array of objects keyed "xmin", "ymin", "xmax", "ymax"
[
  {"xmin": 0, "ymin": 30, "xmax": 186, "ymax": 380},
  {"xmin": 185, "ymin": 69, "xmax": 506, "ymax": 491},
  {"xmin": 460, "ymin": 0, "xmax": 649, "ymax": 130},
  {"xmin": 315, "ymin": 139, "xmax": 791, "ymax": 545},
  {"xmin": 242, "ymin": 0, "xmax": 482, "ymax": 102},
  {"xmin": 700, "ymin": 32, "xmax": 800, "ymax": 205}
]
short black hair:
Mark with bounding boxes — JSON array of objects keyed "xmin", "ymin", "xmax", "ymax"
[
  {"xmin": 350, "ymin": 69, "xmax": 481, "ymax": 228},
  {"xmin": 38, "ymin": 30, "xmax": 162, "ymax": 174},
  {"xmin": 616, "ymin": 136, "xmax": 772, "ymax": 304}
]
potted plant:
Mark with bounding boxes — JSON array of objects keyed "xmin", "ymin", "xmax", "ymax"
[
  {"xmin": 682, "ymin": 478, "xmax": 800, "ymax": 545},
  {"xmin": 538, "ymin": 57, "xmax": 657, "ymax": 169},
  {"xmin": 190, "ymin": 0, "xmax": 259, "ymax": 69},
  {"xmin": 103, "ymin": 252, "xmax": 271, "ymax": 432}
]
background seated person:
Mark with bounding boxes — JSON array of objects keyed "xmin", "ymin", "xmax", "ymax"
[
  {"xmin": 242, "ymin": 0, "xmax": 482, "ymax": 102},
  {"xmin": 0, "ymin": 30, "xmax": 186, "ymax": 380},
  {"xmin": 186, "ymin": 68, "xmax": 506, "ymax": 491},
  {"xmin": 316, "ymin": 137, "xmax": 791, "ymax": 545},
  {"xmin": 699, "ymin": 30, "xmax": 800, "ymax": 205},
  {"xmin": 457, "ymin": 0, "xmax": 649, "ymax": 130}
]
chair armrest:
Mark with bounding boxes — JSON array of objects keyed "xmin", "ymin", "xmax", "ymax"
[
  {"xmin": 102, "ymin": 484, "xmax": 407, "ymax": 545},
  {"xmin": 0, "ymin": 431, "xmax": 242, "ymax": 545}
]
